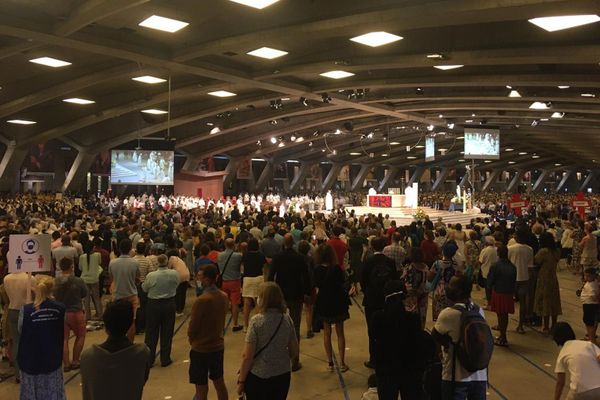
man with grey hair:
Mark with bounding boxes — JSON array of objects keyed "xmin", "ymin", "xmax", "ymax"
[
  {"xmin": 478, "ymin": 235, "xmax": 498, "ymax": 307},
  {"xmin": 142, "ymin": 254, "xmax": 180, "ymax": 367}
]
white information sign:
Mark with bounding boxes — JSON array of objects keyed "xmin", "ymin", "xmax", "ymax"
[{"xmin": 8, "ymin": 234, "xmax": 52, "ymax": 273}]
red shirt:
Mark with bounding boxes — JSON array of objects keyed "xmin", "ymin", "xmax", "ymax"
[
  {"xmin": 327, "ymin": 237, "xmax": 348, "ymax": 269},
  {"xmin": 420, "ymin": 239, "xmax": 440, "ymax": 264}
]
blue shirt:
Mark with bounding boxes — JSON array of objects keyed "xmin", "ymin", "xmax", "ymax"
[{"xmin": 142, "ymin": 267, "xmax": 179, "ymax": 299}]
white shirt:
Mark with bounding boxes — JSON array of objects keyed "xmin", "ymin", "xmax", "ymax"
[
  {"xmin": 508, "ymin": 243, "xmax": 533, "ymax": 282},
  {"xmin": 555, "ymin": 340, "xmax": 600, "ymax": 393},
  {"xmin": 580, "ymin": 281, "xmax": 599, "ymax": 305},
  {"xmin": 478, "ymin": 246, "xmax": 498, "ymax": 279},
  {"xmin": 434, "ymin": 303, "xmax": 488, "ymax": 382}
]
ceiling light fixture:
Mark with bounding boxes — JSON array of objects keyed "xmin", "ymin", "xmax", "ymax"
[
  {"xmin": 247, "ymin": 47, "xmax": 288, "ymax": 59},
  {"xmin": 407, "ymin": 156, "xmax": 417, "ymax": 160},
  {"xmin": 320, "ymin": 70, "xmax": 355, "ymax": 79},
  {"xmin": 458, "ymin": 159, "xmax": 465, "ymax": 162},
  {"xmin": 138, "ymin": 15, "xmax": 189, "ymax": 32},
  {"xmin": 426, "ymin": 54, "xmax": 444, "ymax": 59},
  {"xmin": 141, "ymin": 109, "xmax": 168, "ymax": 115},
  {"xmin": 581, "ymin": 93, "xmax": 596, "ymax": 97},
  {"xmin": 29, "ymin": 57, "xmax": 71, "ymax": 68},
  {"xmin": 434, "ymin": 65, "xmax": 464, "ymax": 70},
  {"xmin": 555, "ymin": 163, "xmax": 562, "ymax": 166},
  {"xmin": 528, "ymin": 15, "xmax": 600, "ymax": 32},
  {"xmin": 132, "ymin": 75, "xmax": 166, "ymax": 84},
  {"xmin": 508, "ymin": 161, "xmax": 516, "ymax": 164},
  {"xmin": 505, "ymin": 148, "xmax": 514, "ymax": 152},
  {"xmin": 278, "ymin": 142, "xmax": 285, "ymax": 148},
  {"xmin": 390, "ymin": 141, "xmax": 400, "ymax": 145},
  {"xmin": 465, "ymin": 119, "xmax": 473, "ymax": 123},
  {"xmin": 551, "ymin": 112, "xmax": 565, "ymax": 118},
  {"xmin": 519, "ymin": 152, "xmax": 527, "ymax": 155},
  {"xmin": 63, "ymin": 98, "xmax": 95, "ymax": 105},
  {"xmin": 270, "ymin": 137, "xmax": 277, "ymax": 144},
  {"xmin": 427, "ymin": 125, "xmax": 434, "ymax": 131},
  {"xmin": 229, "ymin": 0, "xmax": 280, "ymax": 9},
  {"xmin": 508, "ymin": 90, "xmax": 522, "ymax": 98},
  {"xmin": 7, "ymin": 119, "xmax": 36, "ymax": 125},
  {"xmin": 532, "ymin": 155, "xmax": 541, "ymax": 159},
  {"xmin": 447, "ymin": 123, "xmax": 455, "ymax": 129},
  {"xmin": 295, "ymin": 137, "xmax": 304, "ymax": 143},
  {"xmin": 350, "ymin": 31, "xmax": 403, "ymax": 47},
  {"xmin": 529, "ymin": 101, "xmax": 550, "ymax": 109},
  {"xmin": 349, "ymin": 152, "xmax": 361, "ymax": 156},
  {"xmin": 210, "ymin": 127, "xmax": 221, "ymax": 134},
  {"xmin": 506, "ymin": 85, "xmax": 513, "ymax": 89},
  {"xmin": 558, "ymin": 85, "xmax": 570, "ymax": 89},
  {"xmin": 484, "ymin": 160, "xmax": 492, "ymax": 163},
  {"xmin": 208, "ymin": 90, "xmax": 237, "ymax": 97}
]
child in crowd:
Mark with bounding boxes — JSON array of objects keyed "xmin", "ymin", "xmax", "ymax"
[
  {"xmin": 580, "ymin": 268, "xmax": 599, "ymax": 344},
  {"xmin": 361, "ymin": 374, "xmax": 379, "ymax": 400}
]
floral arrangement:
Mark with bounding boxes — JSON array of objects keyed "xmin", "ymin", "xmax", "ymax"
[
  {"xmin": 451, "ymin": 196, "xmax": 463, "ymax": 204},
  {"xmin": 412, "ymin": 208, "xmax": 428, "ymax": 221}
]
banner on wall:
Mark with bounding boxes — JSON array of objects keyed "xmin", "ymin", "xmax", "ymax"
[
  {"xmin": 237, "ymin": 158, "xmax": 252, "ymax": 179},
  {"xmin": 25, "ymin": 142, "xmax": 56, "ymax": 173},
  {"xmin": 338, "ymin": 165, "xmax": 350, "ymax": 181},
  {"xmin": 8, "ymin": 234, "xmax": 52, "ymax": 273},
  {"xmin": 308, "ymin": 164, "xmax": 321, "ymax": 180}
]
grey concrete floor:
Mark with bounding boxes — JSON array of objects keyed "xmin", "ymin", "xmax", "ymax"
[{"xmin": 0, "ymin": 268, "xmax": 587, "ymax": 399}]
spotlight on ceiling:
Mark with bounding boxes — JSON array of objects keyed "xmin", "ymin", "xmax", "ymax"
[
  {"xmin": 210, "ymin": 126, "xmax": 221, "ymax": 134},
  {"xmin": 290, "ymin": 134, "xmax": 296, "ymax": 142},
  {"xmin": 508, "ymin": 90, "xmax": 522, "ymax": 98},
  {"xmin": 366, "ymin": 132, "xmax": 374, "ymax": 139},
  {"xmin": 270, "ymin": 120, "xmax": 278, "ymax": 125},
  {"xmin": 321, "ymin": 93, "xmax": 331, "ymax": 103},
  {"xmin": 427, "ymin": 125, "xmax": 435, "ymax": 131},
  {"xmin": 256, "ymin": 140, "xmax": 262, "ymax": 146},
  {"xmin": 299, "ymin": 97, "xmax": 308, "ymax": 106},
  {"xmin": 308, "ymin": 141, "xmax": 313, "ymax": 147},
  {"xmin": 447, "ymin": 123, "xmax": 455, "ymax": 129},
  {"xmin": 551, "ymin": 112, "xmax": 565, "ymax": 118},
  {"xmin": 270, "ymin": 137, "xmax": 277, "ymax": 144},
  {"xmin": 296, "ymin": 137, "xmax": 304, "ymax": 143},
  {"xmin": 416, "ymin": 87, "xmax": 424, "ymax": 95}
]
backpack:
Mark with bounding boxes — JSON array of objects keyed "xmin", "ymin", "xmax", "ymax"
[
  {"xmin": 451, "ymin": 303, "xmax": 494, "ymax": 375},
  {"xmin": 369, "ymin": 262, "xmax": 393, "ymax": 303}
]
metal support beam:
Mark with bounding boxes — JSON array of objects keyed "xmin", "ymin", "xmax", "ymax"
[
  {"xmin": 222, "ymin": 158, "xmax": 240, "ymax": 191},
  {"xmin": 351, "ymin": 164, "xmax": 370, "ymax": 192},
  {"xmin": 378, "ymin": 166, "xmax": 399, "ymax": 192},
  {"xmin": 0, "ymin": 143, "xmax": 28, "ymax": 192},
  {"xmin": 481, "ymin": 170, "xmax": 501, "ymax": 192},
  {"xmin": 554, "ymin": 170, "xmax": 574, "ymax": 193},
  {"xmin": 182, "ymin": 157, "xmax": 201, "ymax": 171},
  {"xmin": 322, "ymin": 164, "xmax": 342, "ymax": 193},
  {"xmin": 62, "ymin": 151, "xmax": 96, "ymax": 192},
  {"xmin": 432, "ymin": 167, "xmax": 451, "ymax": 191},
  {"xmin": 255, "ymin": 162, "xmax": 274, "ymax": 193},
  {"xmin": 289, "ymin": 163, "xmax": 313, "ymax": 193},
  {"xmin": 532, "ymin": 170, "xmax": 550, "ymax": 192},
  {"xmin": 507, "ymin": 170, "xmax": 523, "ymax": 192},
  {"xmin": 407, "ymin": 167, "xmax": 425, "ymax": 186},
  {"xmin": 579, "ymin": 171, "xmax": 596, "ymax": 192}
]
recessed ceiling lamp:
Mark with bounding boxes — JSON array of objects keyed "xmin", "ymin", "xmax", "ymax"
[
  {"xmin": 506, "ymin": 85, "xmax": 513, "ymax": 89},
  {"xmin": 551, "ymin": 112, "xmax": 565, "ymax": 118},
  {"xmin": 555, "ymin": 163, "xmax": 562, "ymax": 166},
  {"xmin": 438, "ymin": 114, "xmax": 444, "ymax": 118},
  {"xmin": 529, "ymin": 101, "xmax": 550, "ymax": 109},
  {"xmin": 350, "ymin": 31, "xmax": 403, "ymax": 47},
  {"xmin": 278, "ymin": 142, "xmax": 285, "ymax": 148},
  {"xmin": 290, "ymin": 134, "xmax": 297, "ymax": 142},
  {"xmin": 447, "ymin": 123, "xmax": 455, "ymax": 129},
  {"xmin": 532, "ymin": 155, "xmax": 541, "ymax": 159},
  {"xmin": 7, "ymin": 119, "xmax": 36, "ymax": 125},
  {"xmin": 505, "ymin": 148, "xmax": 514, "ymax": 152},
  {"xmin": 434, "ymin": 65, "xmax": 464, "ymax": 70},
  {"xmin": 349, "ymin": 152, "xmax": 361, "ymax": 156},
  {"xmin": 141, "ymin": 109, "xmax": 168, "ymax": 114},
  {"xmin": 508, "ymin": 161, "xmax": 516, "ymax": 164},
  {"xmin": 29, "ymin": 57, "xmax": 71, "ymax": 68},
  {"xmin": 508, "ymin": 90, "xmax": 522, "ymax": 98},
  {"xmin": 484, "ymin": 160, "xmax": 492, "ymax": 163},
  {"xmin": 427, "ymin": 125, "xmax": 435, "ymax": 131},
  {"xmin": 581, "ymin": 93, "xmax": 596, "ymax": 97},
  {"xmin": 390, "ymin": 141, "xmax": 400, "ymax": 145},
  {"xmin": 458, "ymin": 159, "xmax": 465, "ymax": 162},
  {"xmin": 558, "ymin": 85, "xmax": 570, "ymax": 89},
  {"xmin": 457, "ymin": 136, "xmax": 464, "ymax": 139},
  {"xmin": 138, "ymin": 15, "xmax": 189, "ymax": 32},
  {"xmin": 540, "ymin": 118, "xmax": 549, "ymax": 121},
  {"xmin": 427, "ymin": 54, "xmax": 444, "ymax": 59},
  {"xmin": 230, "ymin": 0, "xmax": 280, "ymax": 9},
  {"xmin": 63, "ymin": 98, "xmax": 95, "ymax": 105},
  {"xmin": 415, "ymin": 145, "xmax": 425, "ymax": 149},
  {"xmin": 208, "ymin": 90, "xmax": 237, "ymax": 97},
  {"xmin": 247, "ymin": 47, "xmax": 288, "ymax": 59},
  {"xmin": 320, "ymin": 70, "xmax": 355, "ymax": 79},
  {"xmin": 210, "ymin": 127, "xmax": 221, "ymax": 134},
  {"xmin": 519, "ymin": 152, "xmax": 527, "ymax": 155},
  {"xmin": 528, "ymin": 15, "xmax": 600, "ymax": 32},
  {"xmin": 407, "ymin": 156, "xmax": 417, "ymax": 159},
  {"xmin": 270, "ymin": 137, "xmax": 278, "ymax": 144},
  {"xmin": 465, "ymin": 119, "xmax": 473, "ymax": 123},
  {"xmin": 132, "ymin": 75, "xmax": 166, "ymax": 84},
  {"xmin": 295, "ymin": 137, "xmax": 304, "ymax": 143}
]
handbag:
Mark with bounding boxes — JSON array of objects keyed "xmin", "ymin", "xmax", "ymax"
[{"xmin": 216, "ymin": 251, "xmax": 234, "ymax": 288}]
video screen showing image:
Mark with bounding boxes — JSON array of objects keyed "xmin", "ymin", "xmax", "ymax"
[
  {"xmin": 425, "ymin": 136, "xmax": 435, "ymax": 161},
  {"xmin": 110, "ymin": 150, "xmax": 174, "ymax": 185},
  {"xmin": 464, "ymin": 127, "xmax": 500, "ymax": 160}
]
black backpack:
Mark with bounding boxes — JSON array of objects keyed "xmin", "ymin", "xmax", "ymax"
[
  {"xmin": 452, "ymin": 303, "xmax": 494, "ymax": 375},
  {"xmin": 369, "ymin": 262, "xmax": 393, "ymax": 303}
]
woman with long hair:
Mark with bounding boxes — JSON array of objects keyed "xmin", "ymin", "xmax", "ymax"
[
  {"xmin": 237, "ymin": 282, "xmax": 299, "ymax": 400},
  {"xmin": 79, "ymin": 241, "xmax": 103, "ymax": 320},
  {"xmin": 534, "ymin": 232, "xmax": 563, "ymax": 334},
  {"xmin": 314, "ymin": 244, "xmax": 350, "ymax": 372},
  {"xmin": 18, "ymin": 275, "xmax": 66, "ymax": 400}
]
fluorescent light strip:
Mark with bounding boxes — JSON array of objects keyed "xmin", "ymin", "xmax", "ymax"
[
  {"xmin": 349, "ymin": 152, "xmax": 361, "ymax": 156},
  {"xmin": 138, "ymin": 15, "xmax": 189, "ymax": 33},
  {"xmin": 132, "ymin": 76, "xmax": 166, "ymax": 84},
  {"xmin": 247, "ymin": 47, "xmax": 288, "ymax": 59},
  {"xmin": 558, "ymin": 86, "xmax": 570, "ymax": 89},
  {"xmin": 581, "ymin": 93, "xmax": 596, "ymax": 97},
  {"xmin": 208, "ymin": 90, "xmax": 237, "ymax": 97},
  {"xmin": 141, "ymin": 109, "xmax": 168, "ymax": 115},
  {"xmin": 8, "ymin": 119, "xmax": 36, "ymax": 125},
  {"xmin": 434, "ymin": 65, "xmax": 464, "ymax": 70},
  {"xmin": 229, "ymin": 0, "xmax": 280, "ymax": 9},
  {"xmin": 63, "ymin": 98, "xmax": 95, "ymax": 105},
  {"xmin": 529, "ymin": 15, "xmax": 600, "ymax": 32},
  {"xmin": 320, "ymin": 70, "xmax": 355, "ymax": 79},
  {"xmin": 350, "ymin": 31, "xmax": 403, "ymax": 47},
  {"xmin": 29, "ymin": 57, "xmax": 71, "ymax": 68}
]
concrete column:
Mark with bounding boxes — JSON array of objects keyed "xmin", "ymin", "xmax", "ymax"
[
  {"xmin": 351, "ymin": 164, "xmax": 370, "ymax": 191},
  {"xmin": 378, "ymin": 166, "xmax": 400, "ymax": 192},
  {"xmin": 255, "ymin": 162, "xmax": 274, "ymax": 192},
  {"xmin": 322, "ymin": 164, "xmax": 342, "ymax": 192},
  {"xmin": 222, "ymin": 158, "xmax": 240, "ymax": 190},
  {"xmin": 532, "ymin": 170, "xmax": 550, "ymax": 192},
  {"xmin": 579, "ymin": 171, "xmax": 596, "ymax": 192},
  {"xmin": 62, "ymin": 150, "xmax": 96, "ymax": 192},
  {"xmin": 481, "ymin": 169, "xmax": 501, "ymax": 192},
  {"xmin": 289, "ymin": 163, "xmax": 313, "ymax": 192},
  {"xmin": 507, "ymin": 170, "xmax": 523, "ymax": 193},
  {"xmin": 407, "ymin": 166, "xmax": 425, "ymax": 186},
  {"xmin": 554, "ymin": 170, "xmax": 574, "ymax": 192},
  {"xmin": 0, "ymin": 142, "xmax": 28, "ymax": 193},
  {"xmin": 432, "ymin": 167, "xmax": 450, "ymax": 191}
]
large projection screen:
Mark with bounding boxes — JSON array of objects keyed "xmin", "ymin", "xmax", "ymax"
[
  {"xmin": 425, "ymin": 136, "xmax": 435, "ymax": 161},
  {"xmin": 464, "ymin": 127, "xmax": 500, "ymax": 160},
  {"xmin": 111, "ymin": 150, "xmax": 174, "ymax": 185}
]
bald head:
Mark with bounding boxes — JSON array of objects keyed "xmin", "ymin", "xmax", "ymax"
[{"xmin": 283, "ymin": 233, "xmax": 294, "ymax": 249}]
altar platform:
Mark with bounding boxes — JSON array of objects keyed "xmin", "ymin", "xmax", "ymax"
[{"xmin": 345, "ymin": 206, "xmax": 489, "ymax": 226}]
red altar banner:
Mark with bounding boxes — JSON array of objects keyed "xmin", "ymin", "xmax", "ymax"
[{"xmin": 368, "ymin": 195, "xmax": 392, "ymax": 207}]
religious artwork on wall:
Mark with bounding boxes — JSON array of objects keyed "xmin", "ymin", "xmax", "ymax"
[
  {"xmin": 308, "ymin": 163, "xmax": 322, "ymax": 181},
  {"xmin": 445, "ymin": 169, "xmax": 457, "ymax": 182},
  {"xmin": 338, "ymin": 165, "xmax": 350, "ymax": 181},
  {"xmin": 24, "ymin": 142, "xmax": 56, "ymax": 173},
  {"xmin": 274, "ymin": 162, "xmax": 287, "ymax": 179},
  {"xmin": 90, "ymin": 150, "xmax": 110, "ymax": 175},
  {"xmin": 236, "ymin": 158, "xmax": 251, "ymax": 179}
]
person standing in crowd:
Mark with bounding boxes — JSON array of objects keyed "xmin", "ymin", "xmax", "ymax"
[
  {"xmin": 370, "ymin": 280, "xmax": 423, "ymax": 400},
  {"xmin": 188, "ymin": 264, "xmax": 229, "ymax": 400},
  {"xmin": 433, "ymin": 276, "xmax": 488, "ymax": 400},
  {"xmin": 553, "ymin": 322, "xmax": 600, "ymax": 400},
  {"xmin": 401, "ymin": 247, "xmax": 429, "ymax": 328},
  {"xmin": 421, "ymin": 230, "xmax": 440, "ymax": 268},
  {"xmin": 79, "ymin": 241, "xmax": 103, "ymax": 321},
  {"xmin": 478, "ymin": 236, "xmax": 498, "ymax": 307},
  {"xmin": 133, "ymin": 242, "xmax": 151, "ymax": 334},
  {"xmin": 487, "ymin": 245, "xmax": 517, "ymax": 347},
  {"xmin": 4, "ymin": 271, "xmax": 36, "ymax": 382},
  {"xmin": 428, "ymin": 243, "xmax": 458, "ymax": 322},
  {"xmin": 167, "ymin": 249, "xmax": 191, "ymax": 316},
  {"xmin": 269, "ymin": 233, "xmax": 311, "ymax": 371},
  {"xmin": 142, "ymin": 254, "xmax": 180, "ymax": 367},
  {"xmin": 237, "ymin": 282, "xmax": 299, "ymax": 400},
  {"xmin": 18, "ymin": 275, "xmax": 66, "ymax": 400},
  {"xmin": 109, "ymin": 238, "xmax": 140, "ymax": 342},
  {"xmin": 80, "ymin": 300, "xmax": 151, "ymax": 400},
  {"xmin": 384, "ymin": 232, "xmax": 408, "ymax": 271},
  {"xmin": 465, "ymin": 231, "xmax": 481, "ymax": 282},
  {"xmin": 534, "ymin": 232, "xmax": 562, "ymax": 334},
  {"xmin": 92, "ymin": 237, "xmax": 110, "ymax": 295},
  {"xmin": 508, "ymin": 230, "xmax": 534, "ymax": 334},
  {"xmin": 580, "ymin": 268, "xmax": 599, "ymax": 345},
  {"xmin": 217, "ymin": 238, "xmax": 243, "ymax": 331},
  {"xmin": 326, "ymin": 226, "xmax": 348, "ymax": 270},
  {"xmin": 314, "ymin": 244, "xmax": 350, "ymax": 372},
  {"xmin": 51, "ymin": 235, "xmax": 79, "ymax": 276},
  {"xmin": 361, "ymin": 237, "xmax": 398, "ymax": 369},
  {"xmin": 260, "ymin": 229, "xmax": 281, "ymax": 264},
  {"xmin": 347, "ymin": 227, "xmax": 368, "ymax": 293},
  {"xmin": 54, "ymin": 258, "xmax": 88, "ymax": 371},
  {"xmin": 579, "ymin": 224, "xmax": 598, "ymax": 271},
  {"xmin": 241, "ymin": 238, "xmax": 267, "ymax": 332},
  {"xmin": 193, "ymin": 245, "xmax": 216, "ymax": 297}
]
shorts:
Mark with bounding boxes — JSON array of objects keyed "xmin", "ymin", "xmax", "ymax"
[
  {"xmin": 582, "ymin": 304, "xmax": 599, "ymax": 327},
  {"xmin": 222, "ymin": 279, "xmax": 241, "ymax": 305},
  {"xmin": 65, "ymin": 310, "xmax": 86, "ymax": 337},
  {"xmin": 242, "ymin": 276, "xmax": 264, "ymax": 299},
  {"xmin": 189, "ymin": 349, "xmax": 224, "ymax": 385}
]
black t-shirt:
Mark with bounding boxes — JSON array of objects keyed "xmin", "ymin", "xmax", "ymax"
[{"xmin": 242, "ymin": 251, "xmax": 267, "ymax": 278}]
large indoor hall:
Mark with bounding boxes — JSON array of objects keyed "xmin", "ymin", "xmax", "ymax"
[{"xmin": 1, "ymin": 1, "xmax": 600, "ymax": 400}]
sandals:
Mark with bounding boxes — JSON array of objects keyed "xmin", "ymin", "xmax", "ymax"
[{"xmin": 494, "ymin": 337, "xmax": 508, "ymax": 347}]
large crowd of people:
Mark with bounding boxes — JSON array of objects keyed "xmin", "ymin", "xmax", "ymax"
[{"xmin": 0, "ymin": 190, "xmax": 599, "ymax": 400}]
